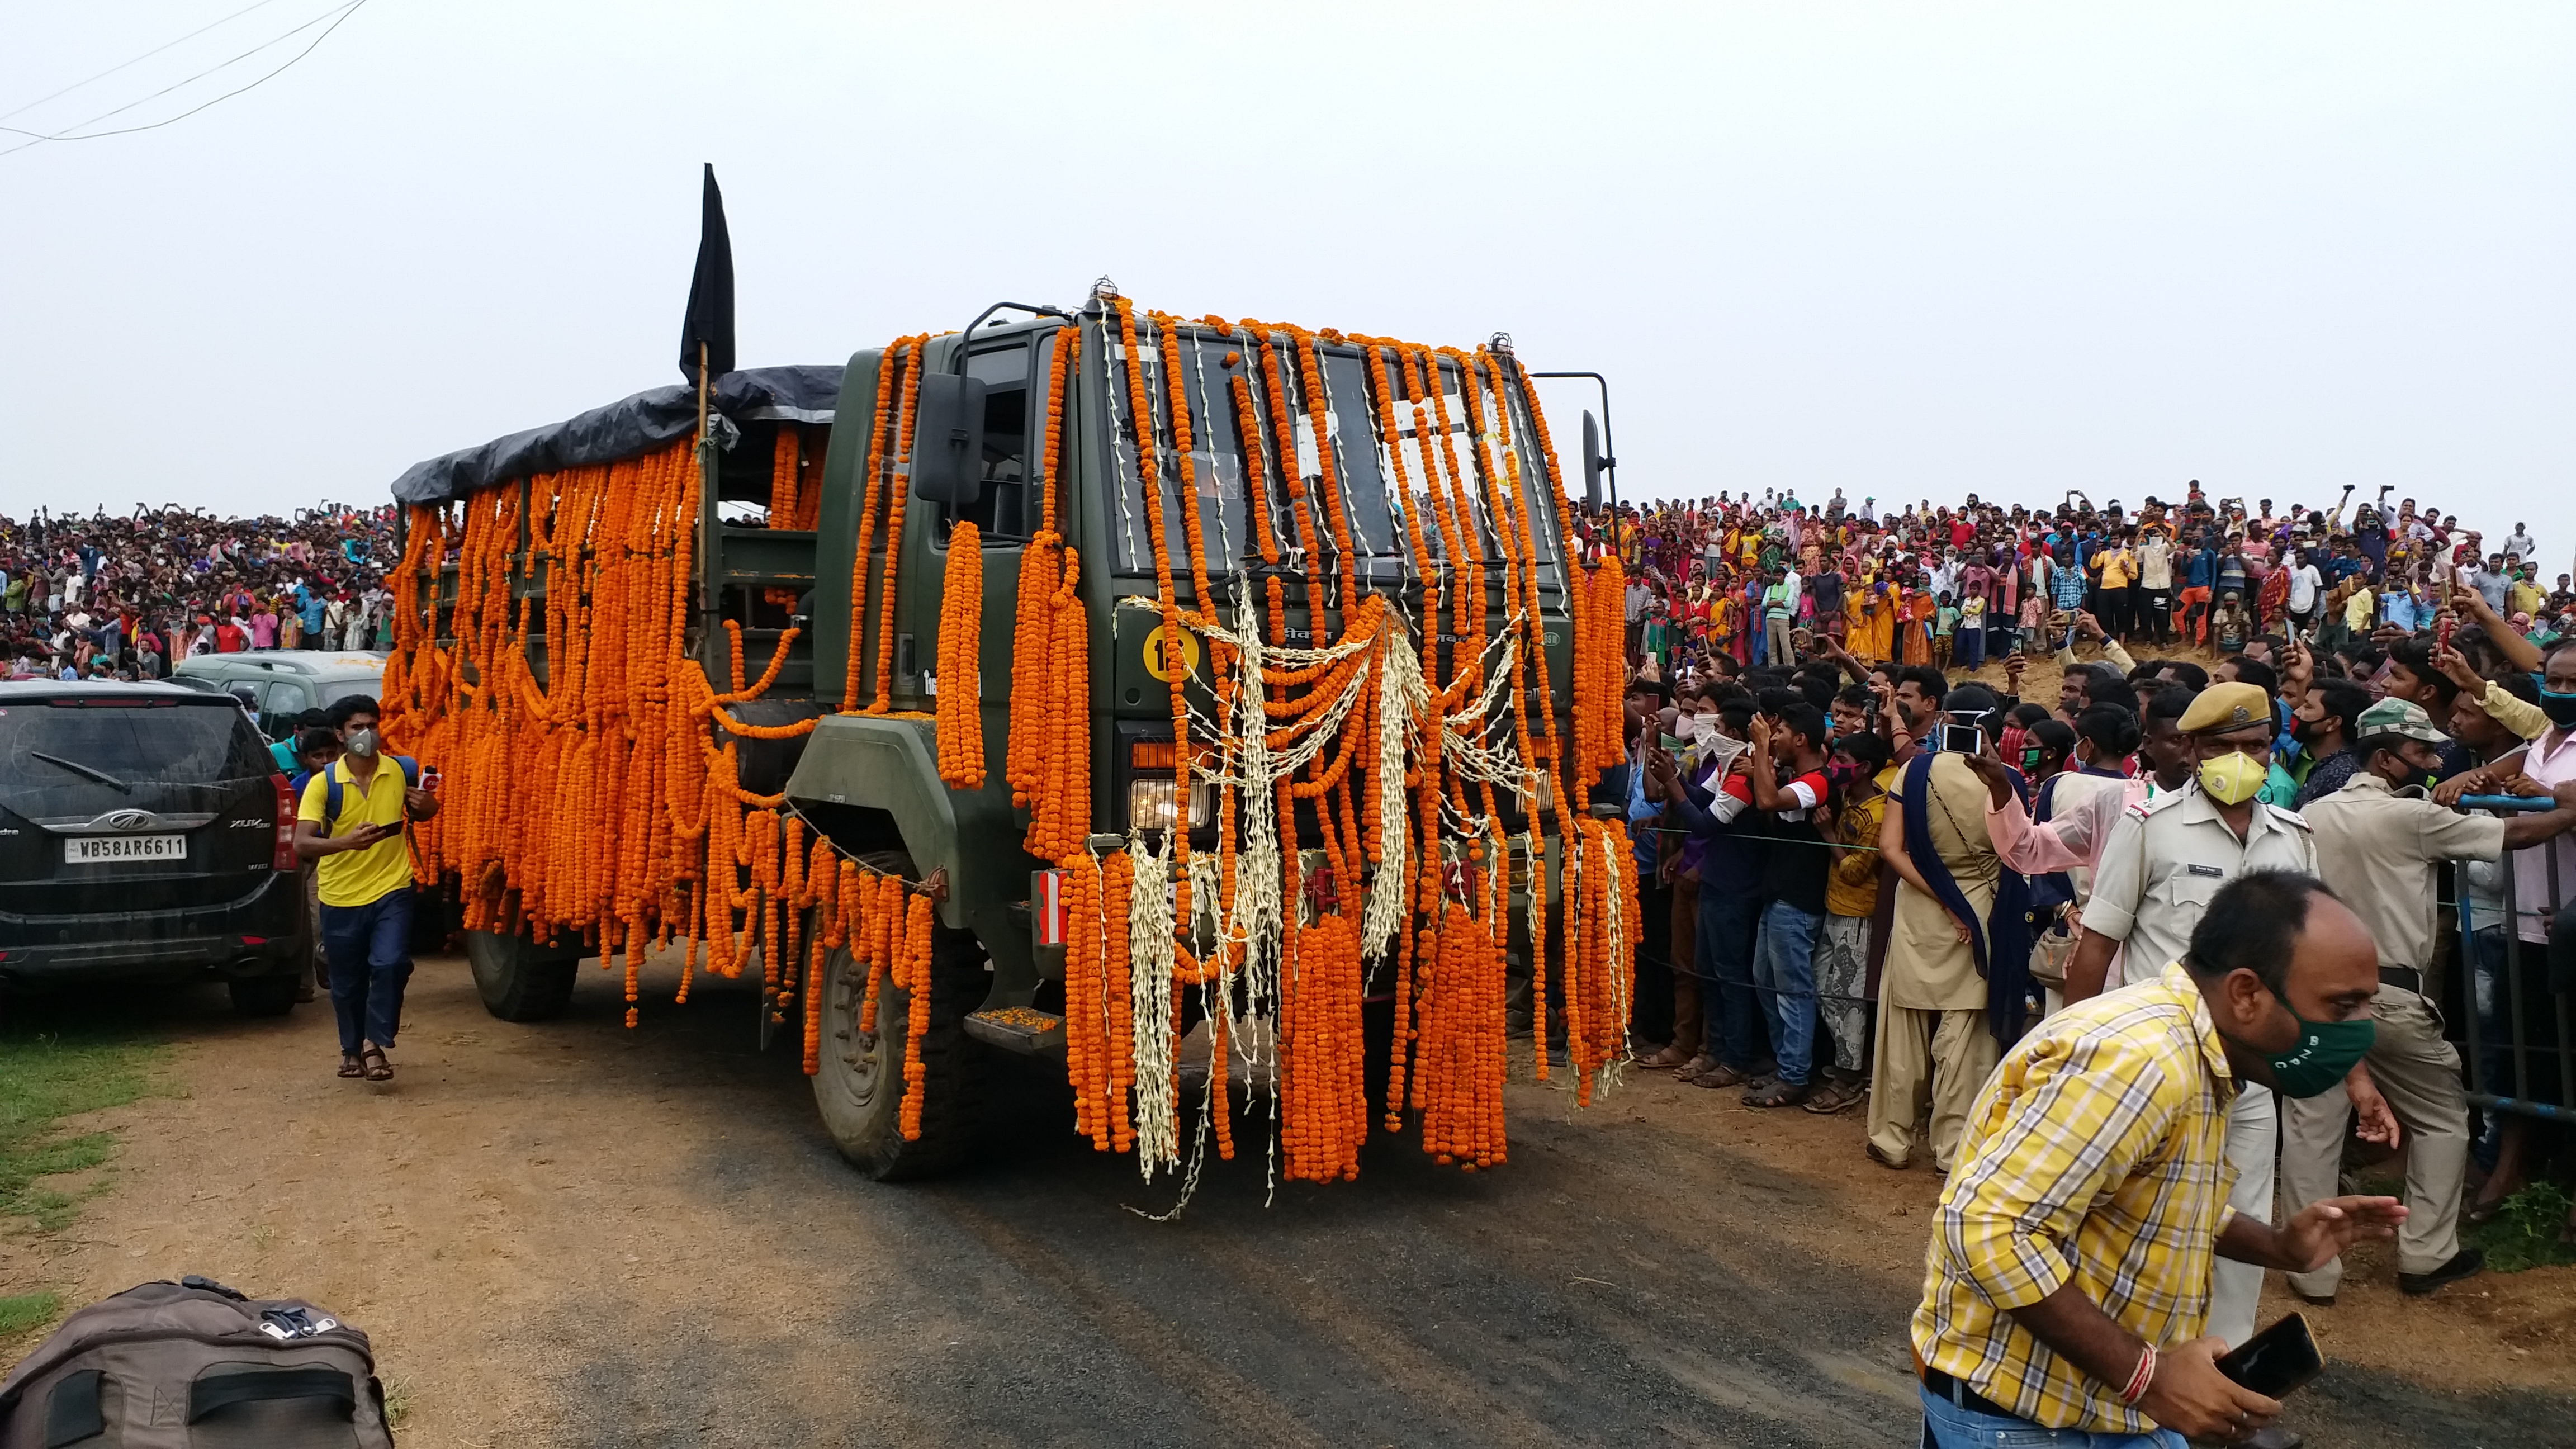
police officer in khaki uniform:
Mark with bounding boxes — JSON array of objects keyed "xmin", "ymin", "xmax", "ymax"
[
  {"xmin": 2065, "ymin": 681, "xmax": 2316, "ymax": 1390},
  {"xmin": 2285, "ymin": 698, "xmax": 2576, "ymax": 1301}
]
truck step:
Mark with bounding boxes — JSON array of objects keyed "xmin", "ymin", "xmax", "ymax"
[{"xmin": 963, "ymin": 1006, "xmax": 1066, "ymax": 1055}]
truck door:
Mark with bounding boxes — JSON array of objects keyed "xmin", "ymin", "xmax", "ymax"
[{"xmin": 915, "ymin": 330, "xmax": 1046, "ymax": 731}]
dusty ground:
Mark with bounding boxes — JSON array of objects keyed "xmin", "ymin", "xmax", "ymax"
[{"xmin": 4, "ymin": 938, "xmax": 2572, "ymax": 1448}]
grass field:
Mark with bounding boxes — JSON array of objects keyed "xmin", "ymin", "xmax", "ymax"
[
  {"xmin": 0, "ymin": 1023, "xmax": 168, "ymax": 1231},
  {"xmin": 0, "ymin": 1018, "xmax": 168, "ymax": 1352}
]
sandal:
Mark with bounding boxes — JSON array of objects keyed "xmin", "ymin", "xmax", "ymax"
[
  {"xmin": 1744, "ymin": 1079, "xmax": 1811, "ymax": 1109},
  {"xmin": 336, "ymin": 1054, "xmax": 365, "ymax": 1079},
  {"xmin": 1691, "ymin": 1063, "xmax": 1759, "ymax": 1090},
  {"xmin": 1802, "ymin": 1079, "xmax": 1865, "ymax": 1115},
  {"xmin": 1636, "ymin": 1044, "xmax": 1694, "ymax": 1071},
  {"xmin": 359, "ymin": 1045, "xmax": 393, "ymax": 1082},
  {"xmin": 1671, "ymin": 1054, "xmax": 1720, "ymax": 1083}
]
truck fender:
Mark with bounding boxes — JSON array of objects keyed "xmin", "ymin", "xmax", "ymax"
[{"xmin": 783, "ymin": 715, "xmax": 959, "ymax": 925}]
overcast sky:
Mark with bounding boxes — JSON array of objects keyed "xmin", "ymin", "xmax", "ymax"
[{"xmin": 4, "ymin": 3, "xmax": 2569, "ymax": 566}]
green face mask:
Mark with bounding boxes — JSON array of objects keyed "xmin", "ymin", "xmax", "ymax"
[{"xmin": 2255, "ymin": 1000, "xmax": 2378, "ymax": 1098}]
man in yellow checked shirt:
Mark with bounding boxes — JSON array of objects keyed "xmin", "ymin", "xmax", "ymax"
[{"xmin": 1912, "ymin": 872, "xmax": 2403, "ymax": 1447}]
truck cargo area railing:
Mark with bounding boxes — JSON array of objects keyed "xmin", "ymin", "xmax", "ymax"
[{"xmin": 409, "ymin": 463, "xmax": 820, "ymax": 698}]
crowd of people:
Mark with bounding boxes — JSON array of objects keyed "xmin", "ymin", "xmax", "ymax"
[
  {"xmin": 1594, "ymin": 482, "xmax": 2571, "ymax": 681},
  {"xmin": 0, "ymin": 503, "xmax": 402, "ymax": 680},
  {"xmin": 1585, "ymin": 484, "xmax": 2576, "ymax": 1447}
]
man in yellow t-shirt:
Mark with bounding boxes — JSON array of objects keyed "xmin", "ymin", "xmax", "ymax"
[
  {"xmin": 296, "ymin": 696, "xmax": 439, "ymax": 1082},
  {"xmin": 2096, "ymin": 541, "xmax": 2137, "ymax": 642}
]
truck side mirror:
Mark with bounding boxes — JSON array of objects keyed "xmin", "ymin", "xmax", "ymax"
[
  {"xmin": 1581, "ymin": 410, "xmax": 1605, "ymax": 513},
  {"xmin": 910, "ymin": 373, "xmax": 989, "ymax": 506}
]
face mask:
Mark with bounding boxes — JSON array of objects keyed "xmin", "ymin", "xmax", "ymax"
[
  {"xmin": 2249, "ymin": 997, "xmax": 2378, "ymax": 1098},
  {"xmin": 2020, "ymin": 748, "xmax": 2044, "ymax": 774},
  {"xmin": 2541, "ymin": 689, "xmax": 2576, "ymax": 730},
  {"xmin": 344, "ymin": 727, "xmax": 380, "ymax": 757},
  {"xmin": 2196, "ymin": 749, "xmax": 2267, "ymax": 805}
]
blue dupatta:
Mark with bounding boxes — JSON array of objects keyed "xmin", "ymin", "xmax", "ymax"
[{"xmin": 1901, "ymin": 752, "xmax": 2037, "ymax": 1043}]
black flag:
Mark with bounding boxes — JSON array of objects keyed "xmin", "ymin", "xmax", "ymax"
[{"xmin": 679, "ymin": 163, "xmax": 735, "ymax": 387}]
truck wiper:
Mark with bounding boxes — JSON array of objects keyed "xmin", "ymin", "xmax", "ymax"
[{"xmin": 30, "ymin": 751, "xmax": 131, "ymax": 793}]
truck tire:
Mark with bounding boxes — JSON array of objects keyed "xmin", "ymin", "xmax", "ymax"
[
  {"xmin": 228, "ymin": 974, "xmax": 300, "ymax": 1017},
  {"xmin": 812, "ymin": 882, "xmax": 988, "ymax": 1181},
  {"xmin": 466, "ymin": 929, "xmax": 580, "ymax": 1022}
]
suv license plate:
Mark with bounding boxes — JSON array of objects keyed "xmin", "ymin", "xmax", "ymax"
[{"xmin": 66, "ymin": 835, "xmax": 186, "ymax": 863}]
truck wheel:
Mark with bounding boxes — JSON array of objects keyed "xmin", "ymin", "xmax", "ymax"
[
  {"xmin": 812, "ymin": 920, "xmax": 988, "ymax": 1182},
  {"xmin": 228, "ymin": 975, "xmax": 300, "ymax": 1017},
  {"xmin": 465, "ymin": 929, "xmax": 580, "ymax": 1022}
]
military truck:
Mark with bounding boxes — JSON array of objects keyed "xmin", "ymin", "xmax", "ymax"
[{"xmin": 390, "ymin": 286, "xmax": 1617, "ymax": 1182}]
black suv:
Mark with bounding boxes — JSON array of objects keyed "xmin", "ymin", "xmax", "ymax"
[{"xmin": 0, "ymin": 680, "xmax": 308, "ymax": 1013}]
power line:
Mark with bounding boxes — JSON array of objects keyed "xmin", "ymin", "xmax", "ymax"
[
  {"xmin": 0, "ymin": 0, "xmax": 288, "ymax": 124},
  {"xmin": 0, "ymin": 0, "xmax": 371, "ymax": 159}
]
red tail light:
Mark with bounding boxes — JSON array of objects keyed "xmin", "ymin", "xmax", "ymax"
[{"xmin": 271, "ymin": 774, "xmax": 299, "ymax": 871}]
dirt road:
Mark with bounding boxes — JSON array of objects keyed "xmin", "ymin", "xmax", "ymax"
[{"xmin": 5, "ymin": 954, "xmax": 2570, "ymax": 1447}]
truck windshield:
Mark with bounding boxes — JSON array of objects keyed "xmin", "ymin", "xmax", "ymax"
[{"xmin": 1101, "ymin": 320, "xmax": 1564, "ymax": 594}]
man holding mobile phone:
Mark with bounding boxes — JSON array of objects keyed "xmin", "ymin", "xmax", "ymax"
[
  {"xmin": 295, "ymin": 696, "xmax": 440, "ymax": 1083},
  {"xmin": 1915, "ymin": 872, "xmax": 2403, "ymax": 1447}
]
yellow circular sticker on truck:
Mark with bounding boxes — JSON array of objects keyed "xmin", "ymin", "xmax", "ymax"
[{"xmin": 1143, "ymin": 623, "xmax": 1201, "ymax": 682}]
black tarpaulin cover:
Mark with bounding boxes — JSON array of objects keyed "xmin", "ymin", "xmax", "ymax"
[{"xmin": 390, "ymin": 364, "xmax": 844, "ymax": 506}]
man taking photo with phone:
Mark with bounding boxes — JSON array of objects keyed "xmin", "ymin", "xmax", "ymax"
[
  {"xmin": 1915, "ymin": 871, "xmax": 2404, "ymax": 1446},
  {"xmin": 295, "ymin": 696, "xmax": 439, "ymax": 1083}
]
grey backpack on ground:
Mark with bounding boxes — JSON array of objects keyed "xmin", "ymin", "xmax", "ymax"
[{"xmin": 0, "ymin": 1275, "xmax": 390, "ymax": 1447}]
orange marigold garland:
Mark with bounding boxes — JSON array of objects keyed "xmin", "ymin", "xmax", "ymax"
[
  {"xmin": 1007, "ymin": 326, "xmax": 1088, "ymax": 860},
  {"xmin": 936, "ymin": 520, "xmax": 986, "ymax": 789}
]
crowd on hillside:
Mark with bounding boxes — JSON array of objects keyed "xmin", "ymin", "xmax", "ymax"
[
  {"xmin": 1579, "ymin": 481, "xmax": 2576, "ymax": 1438},
  {"xmin": 1581, "ymin": 482, "xmax": 2570, "ymax": 681},
  {"xmin": 0, "ymin": 503, "xmax": 401, "ymax": 680}
]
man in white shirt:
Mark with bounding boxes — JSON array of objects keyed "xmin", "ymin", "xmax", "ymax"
[
  {"xmin": 2285, "ymin": 552, "xmax": 2323, "ymax": 634},
  {"xmin": 2505, "ymin": 523, "xmax": 2536, "ymax": 562}
]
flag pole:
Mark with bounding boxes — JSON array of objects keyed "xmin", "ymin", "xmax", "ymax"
[{"xmin": 697, "ymin": 339, "xmax": 719, "ymax": 635}]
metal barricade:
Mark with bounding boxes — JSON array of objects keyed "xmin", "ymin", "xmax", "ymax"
[{"xmin": 2455, "ymin": 795, "xmax": 2573, "ymax": 1123}]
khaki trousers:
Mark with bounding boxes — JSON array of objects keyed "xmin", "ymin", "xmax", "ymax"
[
  {"xmin": 1867, "ymin": 1005, "xmax": 1998, "ymax": 1172},
  {"xmin": 2210, "ymin": 1084, "xmax": 2276, "ymax": 1349},
  {"xmin": 2280, "ymin": 986, "xmax": 2467, "ymax": 1295}
]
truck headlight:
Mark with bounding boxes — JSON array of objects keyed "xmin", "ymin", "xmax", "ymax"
[{"xmin": 1128, "ymin": 778, "xmax": 1213, "ymax": 834}]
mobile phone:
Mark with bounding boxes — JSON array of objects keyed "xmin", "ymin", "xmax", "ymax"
[
  {"xmin": 1936, "ymin": 722, "xmax": 1981, "ymax": 754},
  {"xmin": 2217, "ymin": 1312, "xmax": 2323, "ymax": 1399}
]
